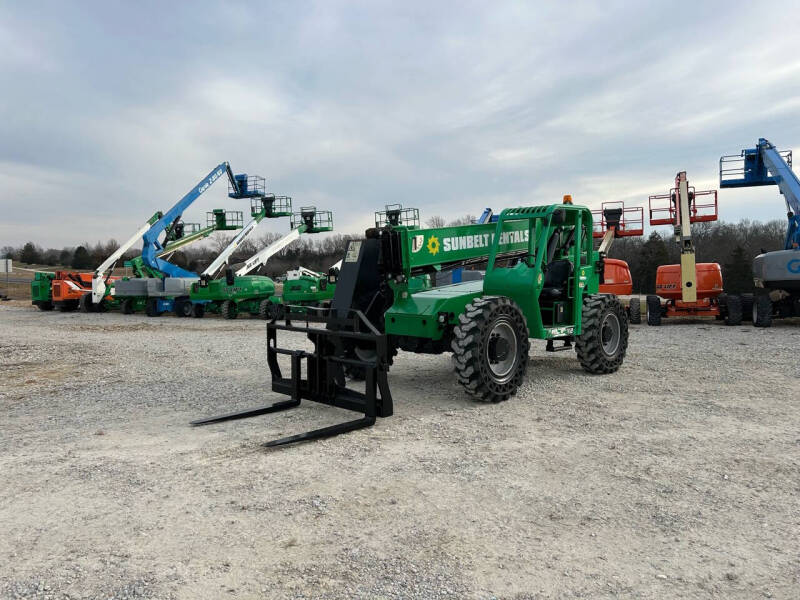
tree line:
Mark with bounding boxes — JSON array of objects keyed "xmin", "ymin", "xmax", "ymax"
[
  {"xmin": 0, "ymin": 233, "xmax": 358, "ymax": 277},
  {"xmin": 1, "ymin": 218, "xmax": 786, "ymax": 292}
]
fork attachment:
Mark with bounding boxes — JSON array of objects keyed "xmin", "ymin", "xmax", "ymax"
[{"xmin": 191, "ymin": 308, "xmax": 393, "ymax": 447}]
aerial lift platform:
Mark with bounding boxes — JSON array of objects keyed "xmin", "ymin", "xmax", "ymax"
[
  {"xmin": 720, "ymin": 138, "xmax": 800, "ymax": 326},
  {"xmin": 645, "ymin": 172, "xmax": 740, "ymax": 325}
]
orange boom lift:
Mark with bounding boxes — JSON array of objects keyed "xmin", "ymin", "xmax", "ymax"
[
  {"xmin": 592, "ymin": 201, "xmax": 644, "ymax": 323},
  {"xmin": 645, "ymin": 171, "xmax": 741, "ymax": 325}
]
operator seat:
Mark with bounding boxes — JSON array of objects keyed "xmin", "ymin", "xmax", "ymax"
[
  {"xmin": 539, "ymin": 226, "xmax": 575, "ymax": 300},
  {"xmin": 540, "ymin": 260, "xmax": 573, "ymax": 299}
]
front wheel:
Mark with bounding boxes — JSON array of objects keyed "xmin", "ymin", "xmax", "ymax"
[
  {"xmin": 452, "ymin": 296, "xmax": 530, "ymax": 403},
  {"xmin": 36, "ymin": 301, "xmax": 53, "ymax": 311},
  {"xmin": 753, "ymin": 294, "xmax": 772, "ymax": 328},
  {"xmin": 259, "ymin": 299, "xmax": 276, "ymax": 320},
  {"xmin": 646, "ymin": 295, "xmax": 661, "ymax": 326},
  {"xmin": 724, "ymin": 294, "xmax": 742, "ymax": 326},
  {"xmin": 576, "ymin": 294, "xmax": 628, "ymax": 374},
  {"xmin": 192, "ymin": 303, "xmax": 205, "ymax": 318},
  {"xmin": 221, "ymin": 300, "xmax": 238, "ymax": 320},
  {"xmin": 628, "ymin": 297, "xmax": 641, "ymax": 324},
  {"xmin": 79, "ymin": 293, "xmax": 104, "ymax": 313},
  {"xmin": 121, "ymin": 298, "xmax": 135, "ymax": 314},
  {"xmin": 174, "ymin": 298, "xmax": 193, "ymax": 318},
  {"xmin": 145, "ymin": 298, "xmax": 160, "ymax": 317}
]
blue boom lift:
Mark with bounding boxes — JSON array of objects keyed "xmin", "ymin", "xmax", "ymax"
[
  {"xmin": 113, "ymin": 162, "xmax": 266, "ymax": 316},
  {"xmin": 720, "ymin": 138, "xmax": 800, "ymax": 326}
]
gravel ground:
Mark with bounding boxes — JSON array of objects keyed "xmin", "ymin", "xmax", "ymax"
[{"xmin": 1, "ymin": 303, "xmax": 798, "ymax": 599}]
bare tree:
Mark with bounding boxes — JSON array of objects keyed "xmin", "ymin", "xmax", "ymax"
[{"xmin": 426, "ymin": 215, "xmax": 446, "ymax": 228}]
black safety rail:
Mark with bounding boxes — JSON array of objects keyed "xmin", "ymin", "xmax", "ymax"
[{"xmin": 375, "ymin": 204, "xmax": 420, "ymax": 228}]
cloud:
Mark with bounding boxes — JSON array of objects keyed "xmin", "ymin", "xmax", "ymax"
[{"xmin": 0, "ymin": 1, "xmax": 799, "ymax": 250}]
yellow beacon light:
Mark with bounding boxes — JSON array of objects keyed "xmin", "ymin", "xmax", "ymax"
[{"xmin": 562, "ymin": 194, "xmax": 573, "ymax": 205}]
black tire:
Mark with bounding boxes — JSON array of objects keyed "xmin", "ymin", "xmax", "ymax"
[
  {"xmin": 628, "ymin": 297, "xmax": 641, "ymax": 324},
  {"xmin": 716, "ymin": 293, "xmax": 727, "ymax": 320},
  {"xmin": 192, "ymin": 303, "xmax": 205, "ymax": 318},
  {"xmin": 145, "ymin": 298, "xmax": 160, "ymax": 317},
  {"xmin": 259, "ymin": 299, "xmax": 275, "ymax": 320},
  {"xmin": 741, "ymin": 293, "xmax": 754, "ymax": 322},
  {"xmin": 58, "ymin": 301, "xmax": 77, "ymax": 312},
  {"xmin": 79, "ymin": 293, "xmax": 94, "ymax": 313},
  {"xmin": 221, "ymin": 300, "xmax": 238, "ymax": 320},
  {"xmin": 753, "ymin": 294, "xmax": 772, "ymax": 328},
  {"xmin": 121, "ymin": 298, "xmax": 135, "ymax": 314},
  {"xmin": 646, "ymin": 295, "xmax": 661, "ymax": 326},
  {"xmin": 724, "ymin": 294, "xmax": 742, "ymax": 326},
  {"xmin": 174, "ymin": 298, "xmax": 193, "ymax": 318},
  {"xmin": 451, "ymin": 296, "xmax": 530, "ymax": 402},
  {"xmin": 576, "ymin": 294, "xmax": 628, "ymax": 374},
  {"xmin": 36, "ymin": 301, "xmax": 53, "ymax": 311}
]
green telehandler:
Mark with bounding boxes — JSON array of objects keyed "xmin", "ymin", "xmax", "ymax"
[{"xmin": 193, "ymin": 203, "xmax": 628, "ymax": 446}]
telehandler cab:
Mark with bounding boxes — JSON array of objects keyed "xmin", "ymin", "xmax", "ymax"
[{"xmin": 193, "ymin": 203, "xmax": 629, "ymax": 446}]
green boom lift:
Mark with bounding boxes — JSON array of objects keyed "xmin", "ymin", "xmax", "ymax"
[
  {"xmin": 114, "ymin": 209, "xmax": 244, "ymax": 314},
  {"xmin": 189, "ymin": 206, "xmax": 333, "ymax": 319},
  {"xmin": 193, "ymin": 202, "xmax": 629, "ymax": 446}
]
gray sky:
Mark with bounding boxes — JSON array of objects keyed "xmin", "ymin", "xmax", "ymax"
[{"xmin": 1, "ymin": 1, "xmax": 800, "ymax": 248}]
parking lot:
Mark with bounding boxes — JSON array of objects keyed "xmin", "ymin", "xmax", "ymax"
[{"xmin": 1, "ymin": 304, "xmax": 798, "ymax": 599}]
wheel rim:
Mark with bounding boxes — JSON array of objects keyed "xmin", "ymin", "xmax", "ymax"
[
  {"xmin": 485, "ymin": 318, "xmax": 518, "ymax": 383},
  {"xmin": 753, "ymin": 303, "xmax": 758, "ymax": 322},
  {"xmin": 600, "ymin": 313, "xmax": 621, "ymax": 356}
]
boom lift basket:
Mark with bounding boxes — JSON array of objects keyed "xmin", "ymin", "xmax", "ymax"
[
  {"xmin": 720, "ymin": 148, "xmax": 792, "ymax": 188},
  {"xmin": 591, "ymin": 202, "xmax": 644, "ymax": 238},
  {"xmin": 290, "ymin": 207, "xmax": 334, "ymax": 233},
  {"xmin": 375, "ymin": 204, "xmax": 420, "ymax": 229},
  {"xmin": 253, "ymin": 194, "xmax": 293, "ymax": 218},
  {"xmin": 207, "ymin": 210, "xmax": 244, "ymax": 230},
  {"xmin": 649, "ymin": 188, "xmax": 718, "ymax": 226},
  {"xmin": 229, "ymin": 174, "xmax": 266, "ymax": 198}
]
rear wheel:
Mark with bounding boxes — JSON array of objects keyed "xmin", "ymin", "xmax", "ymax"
[
  {"xmin": 174, "ymin": 298, "xmax": 193, "ymax": 318},
  {"xmin": 628, "ymin": 297, "xmax": 641, "ymax": 324},
  {"xmin": 121, "ymin": 298, "xmax": 135, "ymax": 314},
  {"xmin": 36, "ymin": 301, "xmax": 53, "ymax": 311},
  {"xmin": 741, "ymin": 293, "xmax": 754, "ymax": 322},
  {"xmin": 724, "ymin": 294, "xmax": 742, "ymax": 326},
  {"xmin": 258, "ymin": 299, "xmax": 273, "ymax": 320},
  {"xmin": 221, "ymin": 300, "xmax": 238, "ymax": 320},
  {"xmin": 753, "ymin": 294, "xmax": 772, "ymax": 328},
  {"xmin": 79, "ymin": 293, "xmax": 98, "ymax": 313},
  {"xmin": 145, "ymin": 298, "xmax": 160, "ymax": 317},
  {"xmin": 452, "ymin": 296, "xmax": 529, "ymax": 402},
  {"xmin": 576, "ymin": 294, "xmax": 628, "ymax": 374},
  {"xmin": 646, "ymin": 295, "xmax": 661, "ymax": 326},
  {"xmin": 192, "ymin": 303, "xmax": 205, "ymax": 318}
]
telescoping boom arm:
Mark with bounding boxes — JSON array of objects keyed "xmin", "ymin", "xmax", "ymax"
[
  {"xmin": 91, "ymin": 211, "xmax": 162, "ymax": 303},
  {"xmin": 200, "ymin": 195, "xmax": 292, "ymax": 279},
  {"xmin": 720, "ymin": 138, "xmax": 800, "ymax": 249},
  {"xmin": 234, "ymin": 207, "xmax": 333, "ymax": 277},
  {"xmin": 235, "ymin": 226, "xmax": 304, "ymax": 277},
  {"xmin": 141, "ymin": 162, "xmax": 248, "ymax": 279}
]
